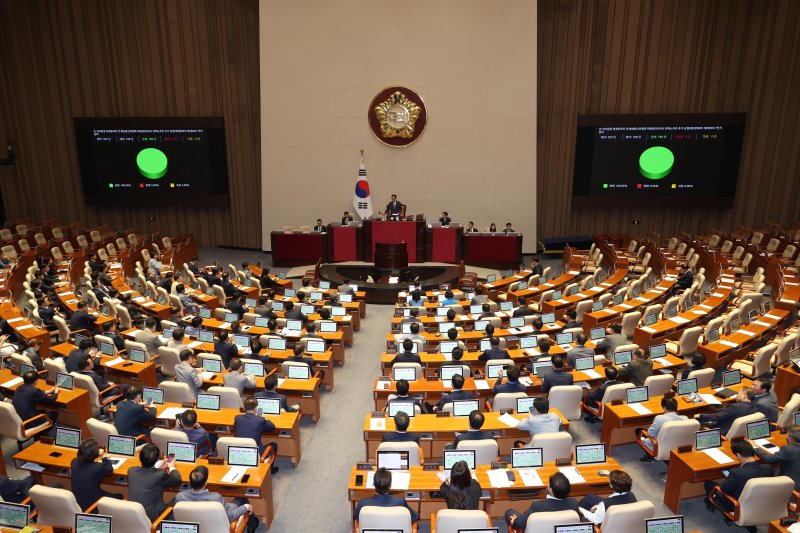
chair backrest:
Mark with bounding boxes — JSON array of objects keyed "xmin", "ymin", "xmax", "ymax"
[
  {"xmin": 708, "ymin": 234, "xmax": 720, "ymax": 247},
  {"xmin": 772, "ymin": 334, "xmax": 797, "ymax": 367},
  {"xmin": 0, "ymin": 403, "xmax": 26, "ymax": 440},
  {"xmin": 358, "ymin": 506, "xmax": 412, "ymax": 533},
  {"xmin": 44, "ymin": 357, "xmax": 68, "ymax": 383},
  {"xmin": 215, "ymin": 437, "xmax": 259, "ymax": 460},
  {"xmin": 125, "ymin": 340, "xmax": 150, "ymax": 361},
  {"xmin": 620, "ymin": 311, "xmax": 641, "ymax": 338},
  {"xmin": 687, "ymin": 367, "xmax": 715, "ymax": 389},
  {"xmin": 87, "ymin": 417, "xmax": 118, "ymax": 443},
  {"xmin": 160, "ymin": 381, "xmax": 194, "ymax": 404},
  {"xmin": 727, "ymin": 412, "xmax": 765, "ymax": 440},
  {"xmin": 492, "ymin": 392, "xmax": 528, "ymax": 412},
  {"xmin": 547, "ymin": 385, "xmax": 583, "ymax": 420},
  {"xmin": 782, "ymin": 244, "xmax": 796, "ymax": 259},
  {"xmin": 777, "ymin": 393, "xmax": 800, "ymax": 427},
  {"xmin": 116, "ymin": 237, "xmax": 127, "ymax": 251},
  {"xmin": 483, "ymin": 359, "xmax": 515, "ymax": 376},
  {"xmin": 574, "ymin": 300, "xmax": 593, "ymax": 324},
  {"xmin": 676, "ymin": 326, "xmax": 703, "ymax": 356},
  {"xmin": 524, "ymin": 510, "xmax": 580, "ymax": 533},
  {"xmin": 208, "ymin": 386, "xmax": 244, "ymax": 409},
  {"xmin": 456, "ymin": 439, "xmax": 498, "ymax": 465},
  {"xmin": 600, "ymin": 383, "xmax": 636, "ymax": 417},
  {"xmin": 51, "ymin": 246, "xmax": 63, "ymax": 261},
  {"xmin": 377, "ymin": 441, "xmax": 422, "ymax": 467},
  {"xmin": 53, "ymin": 315, "xmax": 71, "ymax": 343},
  {"xmin": 434, "ymin": 509, "xmax": 490, "ymax": 533},
  {"xmin": 643, "ymin": 374, "xmax": 675, "ymax": 397},
  {"xmin": 530, "ymin": 431, "xmax": 572, "ymax": 463},
  {"xmin": 174, "ymin": 501, "xmax": 232, "ymax": 531},
  {"xmin": 97, "ymin": 497, "xmax": 152, "ymax": 533},
  {"xmin": 71, "ymin": 371, "xmax": 103, "ymax": 409},
  {"xmin": 736, "ymin": 476, "xmax": 795, "ymax": 526},
  {"xmin": 601, "ymin": 500, "xmax": 655, "ymax": 529},
  {"xmin": 29, "ymin": 485, "xmax": 82, "ymax": 527},
  {"xmin": 115, "ymin": 305, "xmax": 132, "ymax": 329},
  {"xmin": 751, "ymin": 344, "xmax": 777, "ymax": 377},
  {"xmin": 652, "ymin": 419, "xmax": 700, "ymax": 461},
  {"xmin": 150, "ymin": 427, "xmax": 189, "ymax": 452},
  {"xmin": 392, "ymin": 362, "xmax": 423, "ymax": 381},
  {"xmin": 157, "ymin": 346, "xmax": 182, "ymax": 377}
]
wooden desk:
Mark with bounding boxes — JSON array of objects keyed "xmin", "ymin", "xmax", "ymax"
[
  {"xmin": 770, "ymin": 519, "xmax": 797, "ymax": 533},
  {"xmin": 53, "ymin": 288, "xmax": 115, "ymax": 328},
  {"xmin": 463, "ymin": 234, "xmax": 522, "ymax": 269},
  {"xmin": 480, "ymin": 269, "xmax": 535, "ymax": 294},
  {"xmin": 0, "ymin": 302, "xmax": 52, "ymax": 356},
  {"xmin": 13, "ymin": 440, "xmax": 275, "ymax": 526},
  {"xmin": 699, "ymin": 309, "xmax": 788, "ymax": 367},
  {"xmin": 109, "ymin": 401, "xmax": 303, "ymax": 466},
  {"xmin": 663, "ymin": 431, "xmax": 787, "ymax": 513},
  {"xmin": 503, "ymin": 270, "xmax": 581, "ymax": 306},
  {"xmin": 50, "ymin": 342, "xmax": 159, "ymax": 388},
  {"xmin": 0, "ymin": 369, "xmax": 93, "ymax": 433},
  {"xmin": 270, "ymin": 231, "xmax": 328, "ymax": 267},
  {"xmin": 347, "ymin": 460, "xmax": 619, "ymax": 522},
  {"xmin": 775, "ymin": 363, "xmax": 800, "ymax": 407}
]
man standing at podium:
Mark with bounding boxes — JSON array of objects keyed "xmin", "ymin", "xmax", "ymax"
[{"xmin": 385, "ymin": 194, "xmax": 403, "ymax": 220}]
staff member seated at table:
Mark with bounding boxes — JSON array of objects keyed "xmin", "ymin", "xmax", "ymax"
[
  {"xmin": 256, "ymin": 374, "xmax": 299, "ymax": 413},
  {"xmin": 432, "ymin": 374, "xmax": 474, "ymax": 413},
  {"xmin": 438, "ymin": 212, "xmax": 452, "ymax": 226},
  {"xmin": 115, "ymin": 385, "xmax": 157, "ymax": 438},
  {"xmin": 353, "ymin": 467, "xmax": 418, "ymax": 521},
  {"xmin": 680, "ymin": 352, "xmax": 706, "ymax": 380},
  {"xmin": 70, "ymin": 438, "xmax": 123, "ymax": 510},
  {"xmin": 175, "ymin": 409, "xmax": 214, "ymax": 457},
  {"xmin": 440, "ymin": 460, "xmax": 482, "ymax": 510},
  {"xmin": 341, "ymin": 211, "xmax": 354, "ymax": 225},
  {"xmin": 639, "ymin": 396, "xmax": 687, "ymax": 460},
  {"xmin": 488, "ymin": 223, "xmax": 497, "ymax": 233},
  {"xmin": 313, "ymin": 219, "xmax": 326, "ymax": 232},
  {"xmin": 703, "ymin": 439, "xmax": 772, "ymax": 513},
  {"xmin": 452, "ymin": 411, "xmax": 495, "ymax": 448},
  {"xmin": 506, "ymin": 472, "xmax": 579, "ymax": 529},
  {"xmin": 517, "ymin": 397, "xmax": 561, "ymax": 443},
  {"xmin": 579, "ymin": 470, "xmax": 637, "ymax": 524},
  {"xmin": 567, "ymin": 333, "xmax": 595, "ymax": 368},
  {"xmin": 541, "ymin": 355, "xmax": 574, "ymax": 393},
  {"xmin": 595, "ymin": 323, "xmax": 626, "ymax": 356},
  {"xmin": 466, "ymin": 221, "xmax": 479, "ymax": 233},
  {"xmin": 478, "ymin": 336, "xmax": 510, "ymax": 361},
  {"xmin": 12, "ymin": 370, "xmax": 59, "ymax": 428},
  {"xmin": 751, "ymin": 378, "xmax": 778, "ymax": 422},
  {"xmin": 512, "ymin": 297, "xmax": 535, "ymax": 317},
  {"xmin": 754, "ymin": 424, "xmax": 800, "ymax": 500},
  {"xmin": 583, "ymin": 366, "xmax": 619, "ymax": 423},
  {"xmin": 234, "ymin": 398, "xmax": 279, "ymax": 473},
  {"xmin": 493, "ymin": 365, "xmax": 526, "ymax": 394},
  {"xmin": 176, "ymin": 465, "xmax": 253, "ymax": 526},
  {"xmin": 391, "ymin": 339, "xmax": 422, "ymax": 365},
  {"xmin": 618, "ymin": 348, "xmax": 652, "ymax": 387},
  {"xmin": 382, "ymin": 412, "xmax": 420, "ymax": 444},
  {"xmin": 502, "ymin": 222, "xmax": 516, "ymax": 234},
  {"xmin": 128, "ymin": 444, "xmax": 182, "ymax": 522},
  {"xmin": 287, "ymin": 344, "xmax": 315, "ymax": 367}
]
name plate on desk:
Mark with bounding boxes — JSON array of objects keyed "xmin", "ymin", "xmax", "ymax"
[
  {"xmin": 499, "ymin": 408, "xmax": 513, "ymax": 415},
  {"xmin": 555, "ymin": 457, "xmax": 571, "ymax": 466},
  {"xmin": 208, "ymin": 456, "xmax": 224, "ymax": 465},
  {"xmin": 371, "ymin": 412, "xmax": 385, "ymax": 418},
  {"xmin": 357, "ymin": 462, "xmax": 374, "ymax": 470},
  {"xmin": 423, "ymin": 463, "xmax": 441, "ymax": 471},
  {"xmin": 491, "ymin": 462, "xmax": 508, "ymax": 469},
  {"xmin": 677, "ymin": 445, "xmax": 692, "ymax": 453},
  {"xmin": 436, "ymin": 411, "xmax": 450, "ymax": 417},
  {"xmin": 426, "ymin": 376, "xmax": 438, "ymax": 381}
]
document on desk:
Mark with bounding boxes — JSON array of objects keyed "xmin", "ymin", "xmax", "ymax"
[
  {"xmin": 582, "ymin": 369, "xmax": 602, "ymax": 379},
  {"xmin": 498, "ymin": 413, "xmax": 520, "ymax": 428},
  {"xmin": 524, "ymin": 348, "xmax": 540, "ymax": 358},
  {"xmin": 618, "ymin": 303, "xmax": 633, "ymax": 310},
  {"xmin": 441, "ymin": 352, "xmax": 452, "ymax": 361},
  {"xmin": 105, "ymin": 357, "xmax": 126, "ymax": 367},
  {"xmin": 108, "ymin": 457, "xmax": 128, "ymax": 469},
  {"xmin": 518, "ymin": 376, "xmax": 534, "ymax": 387},
  {"xmin": 187, "ymin": 341, "xmax": 202, "ymax": 349},
  {"xmin": 628, "ymin": 403, "xmax": 652, "ymax": 415},
  {"xmin": 487, "ymin": 468, "xmax": 514, "ymax": 488},
  {"xmin": 739, "ymin": 330, "xmax": 757, "ymax": 337},
  {"xmin": 389, "ymin": 471, "xmax": 410, "ymax": 490},
  {"xmin": 369, "ymin": 418, "xmax": 386, "ymax": 430},
  {"xmin": 17, "ymin": 324, "xmax": 34, "ymax": 330},
  {"xmin": 158, "ymin": 407, "xmax": 191, "ymax": 419},
  {"xmin": 20, "ymin": 461, "xmax": 45, "ymax": 472},
  {"xmin": 558, "ymin": 466, "xmax": 586, "ymax": 484},
  {"xmin": 702, "ymin": 448, "xmax": 736, "ymax": 464},
  {"xmin": 691, "ymin": 309, "xmax": 707, "ymax": 315},
  {"xmin": 753, "ymin": 321, "xmax": 771, "ymax": 327},
  {"xmin": 142, "ymin": 301, "xmax": 156, "ymax": 308},
  {"xmin": 7, "ymin": 317, "xmax": 25, "ymax": 324},
  {"xmin": 217, "ymin": 322, "xmax": 231, "ymax": 329},
  {"xmin": 698, "ymin": 394, "xmax": 722, "ymax": 405},
  {"xmin": 712, "ymin": 292, "xmax": 724, "ymax": 297},
  {"xmin": 719, "ymin": 340, "xmax": 739, "ymax": 348},
  {"xmin": 375, "ymin": 381, "xmax": 389, "ymax": 390},
  {"xmin": 1, "ymin": 377, "xmax": 23, "ymax": 388},
  {"xmin": 441, "ymin": 380, "xmax": 452, "ymax": 389},
  {"xmin": 671, "ymin": 316, "xmax": 690, "ymax": 325},
  {"xmin": 276, "ymin": 378, "xmax": 286, "ymax": 387},
  {"xmin": 200, "ymin": 371, "xmax": 217, "ymax": 381},
  {"xmin": 517, "ymin": 468, "xmax": 544, "ymax": 487},
  {"xmin": 473, "ymin": 380, "xmax": 490, "ymax": 390},
  {"xmin": 765, "ymin": 313, "xmax": 782, "ymax": 320},
  {"xmin": 221, "ymin": 466, "xmax": 249, "ymax": 483},
  {"xmin": 634, "ymin": 296, "xmax": 649, "ymax": 303}
]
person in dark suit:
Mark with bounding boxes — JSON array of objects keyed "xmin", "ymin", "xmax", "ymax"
[
  {"xmin": 386, "ymin": 379, "xmax": 423, "ymax": 413},
  {"xmin": 477, "ymin": 303, "xmax": 494, "ymax": 319},
  {"xmin": 175, "ymin": 409, "xmax": 214, "ymax": 457},
  {"xmin": 353, "ymin": 467, "xmax": 418, "ymax": 521},
  {"xmin": 433, "ymin": 374, "xmax": 474, "ymax": 412},
  {"xmin": 680, "ymin": 352, "xmax": 707, "ymax": 380},
  {"xmin": 0, "ymin": 474, "xmax": 35, "ymax": 503},
  {"xmin": 382, "ymin": 411, "xmax": 420, "ymax": 444},
  {"xmin": 287, "ymin": 344, "xmax": 314, "ymax": 367},
  {"xmin": 751, "ymin": 378, "xmax": 779, "ymax": 422},
  {"xmin": 313, "ymin": 219, "xmax": 326, "ymax": 233},
  {"xmin": 452, "ymin": 411, "xmax": 496, "ymax": 448},
  {"xmin": 220, "ymin": 273, "xmax": 240, "ymax": 299},
  {"xmin": 101, "ymin": 321, "xmax": 126, "ymax": 352},
  {"xmin": 704, "ymin": 439, "xmax": 774, "ymax": 513},
  {"xmin": 12, "ymin": 371, "xmax": 59, "ymax": 426},
  {"xmin": 502, "ymin": 222, "xmax": 516, "ymax": 234},
  {"xmin": 114, "ymin": 386, "xmax": 157, "ymax": 438},
  {"xmin": 439, "ymin": 212, "xmax": 451, "ymax": 226},
  {"xmin": 618, "ymin": 348, "xmax": 653, "ymax": 387},
  {"xmin": 676, "ymin": 265, "xmax": 694, "ymax": 291},
  {"xmin": 128, "ymin": 444, "xmax": 182, "ymax": 522},
  {"xmin": 22, "ymin": 338, "xmax": 46, "ymax": 372},
  {"xmin": 440, "ymin": 460, "xmax": 482, "ymax": 510},
  {"xmin": 214, "ymin": 331, "xmax": 239, "ymax": 369},
  {"xmin": 579, "ymin": 470, "xmax": 638, "ymax": 524},
  {"xmin": 512, "ymin": 297, "xmax": 535, "ymax": 317},
  {"xmin": 562, "ymin": 309, "xmax": 579, "ymax": 330},
  {"xmin": 227, "ymin": 295, "xmax": 247, "ymax": 319},
  {"xmin": 283, "ymin": 301, "xmax": 306, "ymax": 323},
  {"xmin": 70, "ymin": 438, "xmax": 122, "ymax": 510},
  {"xmin": 234, "ymin": 398, "xmax": 279, "ymax": 473},
  {"xmin": 583, "ymin": 366, "xmax": 619, "ymax": 422},
  {"xmin": 696, "ymin": 388, "xmax": 760, "ymax": 435},
  {"xmin": 341, "ymin": 211, "xmax": 354, "ymax": 225},
  {"xmin": 69, "ymin": 301, "xmax": 97, "ymax": 332},
  {"xmin": 478, "ymin": 336, "xmax": 510, "ymax": 361},
  {"xmin": 492, "ymin": 365, "xmax": 526, "ymax": 394},
  {"xmin": 76, "ymin": 357, "xmax": 115, "ymax": 396},
  {"xmin": 255, "ymin": 374, "xmax": 298, "ymax": 412},
  {"xmin": 595, "ymin": 323, "xmax": 626, "ymax": 356},
  {"xmin": 506, "ymin": 472, "xmax": 579, "ymax": 528},
  {"xmin": 566, "ymin": 332, "xmax": 596, "ymax": 368},
  {"xmin": 37, "ymin": 296, "xmax": 62, "ymax": 328},
  {"xmin": 465, "ymin": 221, "xmax": 479, "ymax": 233},
  {"xmin": 384, "ymin": 194, "xmax": 403, "ymax": 220},
  {"xmin": 65, "ymin": 338, "xmax": 98, "ymax": 373},
  {"xmin": 541, "ymin": 355, "xmax": 574, "ymax": 393},
  {"xmin": 530, "ymin": 256, "xmax": 544, "ymax": 277},
  {"xmin": 391, "ymin": 339, "xmax": 422, "ymax": 365},
  {"xmin": 755, "ymin": 424, "xmax": 800, "ymax": 496}
]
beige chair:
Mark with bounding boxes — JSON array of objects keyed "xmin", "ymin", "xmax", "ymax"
[
  {"xmin": 732, "ymin": 252, "xmax": 753, "ymax": 275},
  {"xmin": 782, "ymin": 244, "xmax": 797, "ymax": 260},
  {"xmin": 492, "ymin": 392, "xmax": 528, "ymax": 412},
  {"xmin": 378, "ymin": 441, "xmax": 423, "ymax": 467},
  {"xmin": 620, "ymin": 311, "xmax": 641, "ymax": 338},
  {"xmin": 157, "ymin": 346, "xmax": 181, "ymax": 376},
  {"xmin": 771, "ymin": 334, "xmax": 797, "ymax": 367},
  {"xmin": 0, "ymin": 402, "xmax": 53, "ymax": 450},
  {"xmin": 52, "ymin": 315, "xmax": 73, "ymax": 343},
  {"xmin": 432, "ymin": 509, "xmax": 490, "ymax": 532},
  {"xmin": 574, "ymin": 300, "xmax": 593, "ymax": 324},
  {"xmin": 160, "ymin": 382, "xmax": 194, "ymax": 404},
  {"xmin": 125, "ymin": 340, "xmax": 151, "ymax": 361},
  {"xmin": 87, "ymin": 417, "xmax": 146, "ymax": 446},
  {"xmin": 357, "ymin": 506, "xmax": 415, "ymax": 533},
  {"xmin": 531, "ymin": 290, "xmax": 554, "ymax": 312},
  {"xmin": 726, "ymin": 412, "xmax": 765, "ymax": 440},
  {"xmin": 392, "ymin": 362, "xmax": 423, "ymax": 381},
  {"xmin": 582, "ymin": 383, "xmax": 635, "ymax": 420},
  {"xmin": 71, "ymin": 372, "xmax": 124, "ymax": 415},
  {"xmin": 548, "ymin": 385, "xmax": 583, "ymax": 420},
  {"xmin": 643, "ymin": 374, "xmax": 675, "ymax": 397},
  {"xmin": 517, "ymin": 510, "xmax": 581, "ymax": 533},
  {"xmin": 1, "ymin": 245, "xmax": 18, "ymax": 260},
  {"xmin": 637, "ymin": 418, "xmax": 700, "ymax": 461},
  {"xmin": 688, "ymin": 367, "xmax": 715, "ymax": 389},
  {"xmin": 173, "ymin": 501, "xmax": 249, "ymax": 533},
  {"xmin": 28, "ymin": 485, "xmax": 82, "ymax": 527},
  {"xmin": 456, "ymin": 439, "xmax": 498, "ymax": 465},
  {"xmin": 115, "ymin": 305, "xmax": 133, "ymax": 329},
  {"xmin": 599, "ymin": 500, "xmax": 655, "ymax": 530},
  {"xmin": 483, "ymin": 359, "xmax": 515, "ymax": 377},
  {"xmin": 777, "ymin": 394, "xmax": 800, "ymax": 428},
  {"xmin": 530, "ymin": 432, "xmax": 572, "ymax": 463},
  {"xmin": 150, "ymin": 427, "xmax": 189, "ymax": 453},
  {"xmin": 665, "ymin": 326, "xmax": 703, "ymax": 356},
  {"xmin": 208, "ymin": 385, "xmax": 244, "ymax": 409},
  {"xmin": 708, "ymin": 476, "xmax": 794, "ymax": 531},
  {"xmin": 729, "ymin": 344, "xmax": 776, "ymax": 378},
  {"xmin": 216, "ymin": 437, "xmax": 261, "ymax": 462},
  {"xmin": 97, "ymin": 496, "xmax": 168, "ymax": 533}
]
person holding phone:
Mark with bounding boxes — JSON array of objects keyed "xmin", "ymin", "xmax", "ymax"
[
  {"xmin": 753, "ymin": 424, "xmax": 800, "ymax": 500},
  {"xmin": 70, "ymin": 438, "xmax": 123, "ymax": 510},
  {"xmin": 114, "ymin": 386, "xmax": 157, "ymax": 439},
  {"xmin": 128, "ymin": 444, "xmax": 182, "ymax": 521}
]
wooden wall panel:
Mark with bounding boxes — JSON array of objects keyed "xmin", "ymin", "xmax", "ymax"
[
  {"xmin": 538, "ymin": 0, "xmax": 800, "ymax": 241},
  {"xmin": 0, "ymin": 0, "xmax": 260, "ymax": 248}
]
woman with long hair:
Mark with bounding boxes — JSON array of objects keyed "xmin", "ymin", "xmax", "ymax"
[{"xmin": 440, "ymin": 460, "xmax": 482, "ymax": 510}]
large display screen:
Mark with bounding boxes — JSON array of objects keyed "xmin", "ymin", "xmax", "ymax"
[
  {"xmin": 572, "ymin": 113, "xmax": 746, "ymax": 207},
  {"xmin": 75, "ymin": 117, "xmax": 229, "ymax": 205}
]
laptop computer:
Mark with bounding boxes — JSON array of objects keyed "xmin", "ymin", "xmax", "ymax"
[
  {"xmin": 590, "ymin": 327, "xmax": 605, "ymax": 341},
  {"xmin": 392, "ymin": 367, "xmax": 417, "ymax": 382},
  {"xmin": 574, "ymin": 356, "xmax": 595, "ymax": 371},
  {"xmin": 287, "ymin": 365, "xmax": 311, "ymax": 380},
  {"xmin": 243, "ymin": 362, "xmax": 265, "ymax": 377},
  {"xmin": 197, "ymin": 330, "xmax": 215, "ymax": 343},
  {"xmin": 746, "ymin": 419, "xmax": 772, "ymax": 440},
  {"xmin": 306, "ymin": 339, "xmax": 326, "ymax": 353},
  {"xmin": 645, "ymin": 516, "xmax": 684, "ymax": 533},
  {"xmin": 695, "ymin": 428, "xmax": 721, "ymax": 450},
  {"xmin": 167, "ymin": 441, "xmax": 197, "ymax": 463},
  {"xmin": 0, "ymin": 502, "xmax": 30, "ymax": 531},
  {"xmin": 443, "ymin": 449, "xmax": 476, "ymax": 470},
  {"xmin": 196, "ymin": 393, "xmax": 221, "ymax": 411},
  {"xmin": 613, "ymin": 351, "xmax": 632, "ymax": 365},
  {"xmin": 257, "ymin": 398, "xmax": 281, "ymax": 416},
  {"xmin": 142, "ymin": 387, "xmax": 164, "ymax": 405},
  {"xmin": 649, "ymin": 343, "xmax": 667, "ymax": 359},
  {"xmin": 377, "ymin": 450, "xmax": 409, "ymax": 471},
  {"xmin": 55, "ymin": 426, "xmax": 81, "ymax": 449},
  {"xmin": 486, "ymin": 364, "xmax": 508, "ymax": 379},
  {"xmin": 387, "ymin": 401, "xmax": 416, "ymax": 418},
  {"xmin": 575, "ymin": 443, "xmax": 606, "ymax": 465},
  {"xmin": 511, "ymin": 447, "xmax": 543, "ymax": 468},
  {"xmin": 716, "ymin": 369, "xmax": 741, "ymax": 398},
  {"xmin": 440, "ymin": 366, "xmax": 464, "ymax": 381},
  {"xmin": 452, "ymin": 399, "xmax": 480, "ymax": 417},
  {"xmin": 626, "ymin": 386, "xmax": 649, "ymax": 404},
  {"xmin": 160, "ymin": 520, "xmax": 201, "ymax": 533},
  {"xmin": 554, "ymin": 525, "xmax": 593, "ymax": 533},
  {"xmin": 516, "ymin": 396, "xmax": 535, "ymax": 414},
  {"xmin": 228, "ymin": 446, "xmax": 259, "ymax": 467},
  {"xmin": 532, "ymin": 361, "xmax": 554, "ymax": 378},
  {"xmin": 75, "ymin": 512, "xmax": 112, "ymax": 533},
  {"xmin": 56, "ymin": 372, "xmax": 74, "ymax": 390},
  {"xmin": 268, "ymin": 338, "xmax": 287, "ymax": 351},
  {"xmin": 676, "ymin": 378, "xmax": 698, "ymax": 396}
]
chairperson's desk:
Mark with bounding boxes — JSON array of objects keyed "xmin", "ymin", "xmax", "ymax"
[
  {"xmin": 108, "ymin": 401, "xmax": 303, "ymax": 466},
  {"xmin": 0, "ymin": 368, "xmax": 93, "ymax": 433},
  {"xmin": 269, "ymin": 230, "xmax": 328, "ymax": 267},
  {"xmin": 663, "ymin": 431, "xmax": 788, "ymax": 513},
  {"xmin": 347, "ymin": 460, "xmax": 621, "ymax": 523},
  {"xmin": 362, "ymin": 411, "xmax": 570, "ymax": 461},
  {"xmin": 13, "ymin": 441, "xmax": 276, "ymax": 526}
]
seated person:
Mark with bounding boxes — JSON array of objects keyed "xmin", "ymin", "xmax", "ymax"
[
  {"xmin": 541, "ymin": 354, "xmax": 574, "ymax": 393},
  {"xmin": 492, "ymin": 364, "xmax": 526, "ymax": 394},
  {"xmin": 512, "ymin": 297, "xmax": 535, "ymax": 317},
  {"xmin": 618, "ymin": 348, "xmax": 652, "ymax": 387},
  {"xmin": 23, "ymin": 338, "xmax": 45, "ymax": 372},
  {"xmin": 381, "ymin": 411, "xmax": 420, "ymax": 444},
  {"xmin": 234, "ymin": 398, "xmax": 279, "ymax": 473},
  {"xmin": 400, "ymin": 307, "xmax": 421, "ymax": 324},
  {"xmin": 71, "ymin": 438, "xmax": 122, "ymax": 510},
  {"xmin": 696, "ymin": 388, "xmax": 759, "ymax": 435},
  {"xmin": 595, "ymin": 324, "xmax": 626, "ymax": 356},
  {"xmin": 254, "ymin": 296, "xmax": 271, "ymax": 318},
  {"xmin": 471, "ymin": 286, "xmax": 489, "ymax": 305},
  {"xmin": 391, "ymin": 339, "xmax": 422, "ymax": 365},
  {"xmin": 176, "ymin": 465, "xmax": 252, "ymax": 524},
  {"xmin": 101, "ymin": 321, "xmax": 126, "ymax": 352},
  {"xmin": 353, "ymin": 467, "xmax": 418, "ymax": 522},
  {"xmin": 517, "ymin": 397, "xmax": 561, "ymax": 441},
  {"xmin": 754, "ymin": 424, "xmax": 800, "ymax": 500},
  {"xmin": 167, "ymin": 327, "xmax": 186, "ymax": 350},
  {"xmin": 66, "ymin": 338, "xmax": 99, "ymax": 373},
  {"xmin": 115, "ymin": 385, "xmax": 157, "ymax": 438},
  {"xmin": 579, "ymin": 470, "xmax": 637, "ymax": 524},
  {"xmin": 214, "ymin": 331, "xmax": 238, "ymax": 369},
  {"xmin": 751, "ymin": 378, "xmax": 778, "ymax": 423},
  {"xmin": 255, "ymin": 374, "xmax": 299, "ymax": 412},
  {"xmin": 128, "ymin": 444, "xmax": 182, "ymax": 522},
  {"xmin": 223, "ymin": 357, "xmax": 256, "ymax": 397},
  {"xmin": 12, "ymin": 370, "xmax": 59, "ymax": 427},
  {"xmin": 442, "ymin": 290, "xmax": 458, "ymax": 306},
  {"xmin": 704, "ymin": 439, "xmax": 773, "ymax": 513},
  {"xmin": 478, "ymin": 336, "xmax": 509, "ymax": 361},
  {"xmin": 386, "ymin": 379, "xmax": 422, "ymax": 413},
  {"xmin": 0, "ymin": 473, "xmax": 35, "ymax": 504},
  {"xmin": 562, "ymin": 309, "xmax": 579, "ymax": 330},
  {"xmin": 432, "ymin": 374, "xmax": 474, "ymax": 412},
  {"xmin": 440, "ymin": 460, "xmax": 482, "ymax": 510},
  {"xmin": 287, "ymin": 343, "xmax": 314, "ymax": 367},
  {"xmin": 398, "ymin": 322, "xmax": 425, "ymax": 346},
  {"xmin": 184, "ymin": 316, "xmax": 204, "ymax": 337},
  {"xmin": 176, "ymin": 284, "xmax": 199, "ymax": 315},
  {"xmin": 175, "ymin": 409, "xmax": 214, "ymax": 457},
  {"xmin": 75, "ymin": 357, "xmax": 116, "ymax": 398},
  {"xmin": 680, "ymin": 351, "xmax": 706, "ymax": 380},
  {"xmin": 638, "ymin": 396, "xmax": 688, "ymax": 460},
  {"xmin": 175, "ymin": 349, "xmax": 204, "ymax": 399},
  {"xmin": 478, "ymin": 303, "xmax": 494, "ymax": 319},
  {"xmin": 506, "ymin": 472, "xmax": 579, "ymax": 529},
  {"xmin": 583, "ymin": 366, "xmax": 619, "ymax": 422},
  {"xmin": 452, "ymin": 410, "xmax": 495, "ymax": 448},
  {"xmin": 440, "ymin": 347, "xmax": 469, "ymax": 378},
  {"xmin": 566, "ymin": 332, "xmax": 596, "ymax": 368},
  {"xmin": 407, "ymin": 290, "xmax": 425, "ymax": 307},
  {"xmin": 502, "ymin": 222, "xmax": 516, "ymax": 234}
]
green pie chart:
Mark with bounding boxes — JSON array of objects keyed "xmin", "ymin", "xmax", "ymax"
[
  {"xmin": 639, "ymin": 146, "xmax": 674, "ymax": 180},
  {"xmin": 136, "ymin": 148, "xmax": 168, "ymax": 179}
]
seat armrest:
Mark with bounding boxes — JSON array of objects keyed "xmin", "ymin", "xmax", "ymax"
[
  {"xmin": 232, "ymin": 510, "xmax": 251, "ymax": 533},
  {"xmin": 430, "ymin": 513, "xmax": 437, "ymax": 533},
  {"xmin": 99, "ymin": 384, "xmax": 126, "ymax": 406},
  {"xmin": 151, "ymin": 506, "xmax": 174, "ymax": 533},
  {"xmin": 84, "ymin": 499, "xmax": 101, "ymax": 514},
  {"xmin": 709, "ymin": 485, "xmax": 741, "ymax": 520},
  {"xmin": 21, "ymin": 413, "xmax": 54, "ymax": 438}
]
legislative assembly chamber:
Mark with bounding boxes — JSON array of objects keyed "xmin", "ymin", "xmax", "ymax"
[{"xmin": 0, "ymin": 1, "xmax": 798, "ymax": 532}]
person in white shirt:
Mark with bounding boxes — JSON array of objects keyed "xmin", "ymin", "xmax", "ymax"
[
  {"xmin": 223, "ymin": 358, "xmax": 256, "ymax": 397},
  {"xmin": 639, "ymin": 396, "xmax": 687, "ymax": 460},
  {"xmin": 517, "ymin": 397, "xmax": 561, "ymax": 446},
  {"xmin": 578, "ymin": 470, "xmax": 637, "ymax": 524}
]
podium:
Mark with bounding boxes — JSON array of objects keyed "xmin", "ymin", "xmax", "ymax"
[
  {"xmin": 375, "ymin": 242, "xmax": 408, "ymax": 269},
  {"xmin": 363, "ymin": 219, "xmax": 425, "ymax": 263}
]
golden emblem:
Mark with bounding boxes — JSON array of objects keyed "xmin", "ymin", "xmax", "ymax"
[{"xmin": 374, "ymin": 91, "xmax": 421, "ymax": 139}]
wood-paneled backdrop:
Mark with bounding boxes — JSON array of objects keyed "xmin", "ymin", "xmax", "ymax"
[
  {"xmin": 538, "ymin": 0, "xmax": 800, "ymax": 240},
  {"xmin": 0, "ymin": 0, "xmax": 260, "ymax": 248}
]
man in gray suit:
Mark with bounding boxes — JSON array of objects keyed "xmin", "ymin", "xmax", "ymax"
[
  {"xmin": 175, "ymin": 349, "xmax": 204, "ymax": 399},
  {"xmin": 754, "ymin": 424, "xmax": 800, "ymax": 498},
  {"xmin": 337, "ymin": 279, "xmax": 355, "ymax": 295},
  {"xmin": 567, "ymin": 332, "xmax": 596, "ymax": 368},
  {"xmin": 595, "ymin": 324, "xmax": 627, "ymax": 356},
  {"xmin": 618, "ymin": 348, "xmax": 653, "ymax": 387},
  {"xmin": 751, "ymin": 378, "xmax": 779, "ymax": 423},
  {"xmin": 128, "ymin": 444, "xmax": 182, "ymax": 521},
  {"xmin": 223, "ymin": 358, "xmax": 256, "ymax": 397},
  {"xmin": 176, "ymin": 465, "xmax": 252, "ymax": 522},
  {"xmin": 135, "ymin": 317, "xmax": 165, "ymax": 357}
]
